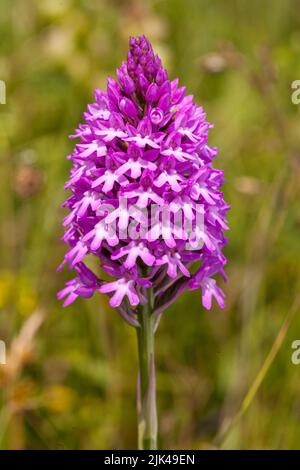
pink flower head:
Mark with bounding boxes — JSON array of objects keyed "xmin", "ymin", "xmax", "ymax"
[{"xmin": 58, "ymin": 35, "xmax": 229, "ymax": 323}]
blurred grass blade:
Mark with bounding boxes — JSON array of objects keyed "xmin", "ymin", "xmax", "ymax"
[{"xmin": 215, "ymin": 295, "xmax": 300, "ymax": 447}]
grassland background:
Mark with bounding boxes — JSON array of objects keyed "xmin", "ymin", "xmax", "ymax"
[{"xmin": 1, "ymin": 0, "xmax": 300, "ymax": 450}]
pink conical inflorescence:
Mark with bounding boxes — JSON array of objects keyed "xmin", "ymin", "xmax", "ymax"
[{"xmin": 58, "ymin": 35, "xmax": 229, "ymax": 324}]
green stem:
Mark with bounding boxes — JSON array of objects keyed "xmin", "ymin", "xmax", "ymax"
[{"xmin": 136, "ymin": 290, "xmax": 157, "ymax": 450}]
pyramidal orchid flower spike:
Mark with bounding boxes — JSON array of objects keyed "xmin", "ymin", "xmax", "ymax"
[{"xmin": 58, "ymin": 35, "xmax": 229, "ymax": 450}]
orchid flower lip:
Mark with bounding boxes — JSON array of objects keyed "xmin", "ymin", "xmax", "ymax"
[{"xmin": 58, "ymin": 35, "xmax": 229, "ymax": 318}]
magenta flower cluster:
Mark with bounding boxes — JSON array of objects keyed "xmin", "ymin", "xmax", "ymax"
[{"xmin": 58, "ymin": 36, "xmax": 229, "ymax": 323}]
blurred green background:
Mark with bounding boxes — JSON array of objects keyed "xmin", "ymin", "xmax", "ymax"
[{"xmin": 1, "ymin": 0, "xmax": 300, "ymax": 450}]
